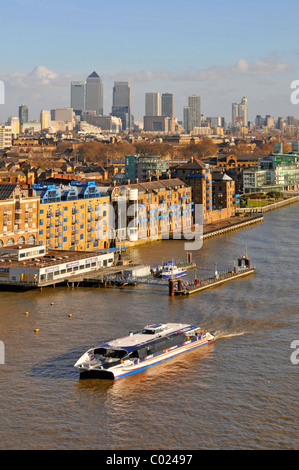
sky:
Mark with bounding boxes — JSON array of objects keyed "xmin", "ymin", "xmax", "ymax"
[{"xmin": 1, "ymin": 0, "xmax": 299, "ymax": 124}]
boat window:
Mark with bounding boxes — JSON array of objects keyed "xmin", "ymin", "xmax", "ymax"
[
  {"xmin": 142, "ymin": 328, "xmax": 156, "ymax": 334},
  {"xmin": 142, "ymin": 325, "xmax": 165, "ymax": 334},
  {"xmin": 93, "ymin": 347, "xmax": 127, "ymax": 359}
]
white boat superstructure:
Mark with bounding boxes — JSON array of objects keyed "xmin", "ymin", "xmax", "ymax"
[
  {"xmin": 159, "ymin": 265, "xmax": 187, "ymax": 279},
  {"xmin": 74, "ymin": 323, "xmax": 215, "ymax": 379}
]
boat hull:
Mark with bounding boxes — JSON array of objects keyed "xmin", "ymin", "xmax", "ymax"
[{"xmin": 161, "ymin": 271, "xmax": 186, "ymax": 279}]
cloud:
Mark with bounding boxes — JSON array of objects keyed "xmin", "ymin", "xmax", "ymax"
[
  {"xmin": 105, "ymin": 57, "xmax": 291, "ymax": 83},
  {"xmin": 1, "ymin": 65, "xmax": 71, "ymax": 91},
  {"xmin": 1, "ymin": 57, "xmax": 290, "ymax": 93},
  {"xmin": 104, "ymin": 70, "xmax": 172, "ymax": 82}
]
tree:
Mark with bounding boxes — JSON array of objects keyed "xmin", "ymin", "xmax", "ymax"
[{"xmin": 180, "ymin": 138, "xmax": 218, "ymax": 160}]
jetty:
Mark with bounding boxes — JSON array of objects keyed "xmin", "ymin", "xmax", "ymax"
[
  {"xmin": 169, "ymin": 253, "xmax": 254, "ymax": 296},
  {"xmin": 80, "ymin": 253, "xmax": 196, "ymax": 288}
]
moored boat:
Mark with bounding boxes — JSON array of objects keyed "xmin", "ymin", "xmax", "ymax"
[
  {"xmin": 74, "ymin": 323, "xmax": 215, "ymax": 379},
  {"xmin": 151, "ymin": 261, "xmax": 187, "ymax": 279}
]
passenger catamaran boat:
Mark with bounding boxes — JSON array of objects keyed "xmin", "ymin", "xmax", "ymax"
[{"xmin": 74, "ymin": 323, "xmax": 215, "ymax": 379}]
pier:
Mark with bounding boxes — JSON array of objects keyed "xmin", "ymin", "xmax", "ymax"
[{"xmin": 169, "ymin": 254, "xmax": 254, "ymax": 296}]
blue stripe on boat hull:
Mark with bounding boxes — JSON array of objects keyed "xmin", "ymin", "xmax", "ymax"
[{"xmin": 113, "ymin": 338, "xmax": 214, "ymax": 379}]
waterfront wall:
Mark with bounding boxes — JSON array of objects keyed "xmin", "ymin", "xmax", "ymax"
[
  {"xmin": 203, "ymin": 215, "xmax": 264, "ymax": 239},
  {"xmin": 236, "ymin": 195, "xmax": 299, "ymax": 215}
]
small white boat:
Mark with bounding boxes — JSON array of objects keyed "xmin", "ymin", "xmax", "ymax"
[
  {"xmin": 74, "ymin": 323, "xmax": 215, "ymax": 380},
  {"xmin": 152, "ymin": 260, "xmax": 187, "ymax": 279},
  {"xmin": 159, "ymin": 264, "xmax": 187, "ymax": 279}
]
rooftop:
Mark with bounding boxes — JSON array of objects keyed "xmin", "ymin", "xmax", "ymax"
[{"xmin": 0, "ymin": 245, "xmax": 107, "ymax": 269}]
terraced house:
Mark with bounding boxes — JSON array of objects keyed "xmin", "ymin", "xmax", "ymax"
[
  {"xmin": 0, "ymin": 178, "xmax": 193, "ymax": 252},
  {"xmin": 0, "ymin": 183, "xmax": 39, "ymax": 247},
  {"xmin": 33, "ymin": 181, "xmax": 110, "ymax": 251},
  {"xmin": 109, "ymin": 178, "xmax": 193, "ymax": 242}
]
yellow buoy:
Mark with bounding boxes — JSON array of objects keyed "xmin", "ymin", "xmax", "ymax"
[
  {"xmin": 68, "ymin": 314, "xmax": 72, "ymax": 318},
  {"xmin": 34, "ymin": 329, "xmax": 39, "ymax": 333},
  {"xmin": 51, "ymin": 302, "xmax": 54, "ymax": 306},
  {"xmin": 25, "ymin": 312, "xmax": 29, "ymax": 315}
]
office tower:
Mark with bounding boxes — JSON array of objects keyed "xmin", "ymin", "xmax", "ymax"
[
  {"xmin": 40, "ymin": 110, "xmax": 51, "ymax": 130},
  {"xmin": 238, "ymin": 97, "xmax": 248, "ymax": 126},
  {"xmin": 209, "ymin": 117, "xmax": 222, "ymax": 128},
  {"xmin": 277, "ymin": 117, "xmax": 285, "ymax": 131},
  {"xmin": 162, "ymin": 93, "xmax": 174, "ymax": 117},
  {"xmin": 183, "ymin": 106, "xmax": 191, "ymax": 133},
  {"xmin": 6, "ymin": 117, "xmax": 20, "ymax": 137},
  {"xmin": 71, "ymin": 81, "xmax": 86, "ymax": 116},
  {"xmin": 232, "ymin": 97, "xmax": 248, "ymax": 126},
  {"xmin": 51, "ymin": 108, "xmax": 74, "ymax": 122},
  {"xmin": 111, "ymin": 81, "xmax": 131, "ymax": 130},
  {"xmin": 19, "ymin": 104, "xmax": 29, "ymax": 125},
  {"xmin": 85, "ymin": 71, "xmax": 103, "ymax": 115},
  {"xmin": 189, "ymin": 95, "xmax": 201, "ymax": 131},
  {"xmin": 232, "ymin": 103, "xmax": 238, "ymax": 126},
  {"xmin": 183, "ymin": 96, "xmax": 201, "ymax": 132},
  {"xmin": 145, "ymin": 93, "xmax": 161, "ymax": 116}
]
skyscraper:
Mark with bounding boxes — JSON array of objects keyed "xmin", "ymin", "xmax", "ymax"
[
  {"xmin": 19, "ymin": 104, "xmax": 29, "ymax": 125},
  {"xmin": 85, "ymin": 71, "xmax": 103, "ymax": 115},
  {"xmin": 145, "ymin": 93, "xmax": 161, "ymax": 116},
  {"xmin": 189, "ymin": 95, "xmax": 201, "ymax": 130},
  {"xmin": 40, "ymin": 110, "xmax": 51, "ymax": 130},
  {"xmin": 232, "ymin": 97, "xmax": 248, "ymax": 127},
  {"xmin": 71, "ymin": 81, "xmax": 86, "ymax": 116},
  {"xmin": 162, "ymin": 93, "xmax": 174, "ymax": 117},
  {"xmin": 238, "ymin": 97, "xmax": 248, "ymax": 126},
  {"xmin": 232, "ymin": 103, "xmax": 239, "ymax": 127},
  {"xmin": 183, "ymin": 96, "xmax": 201, "ymax": 133},
  {"xmin": 183, "ymin": 106, "xmax": 191, "ymax": 133},
  {"xmin": 111, "ymin": 81, "xmax": 131, "ymax": 130}
]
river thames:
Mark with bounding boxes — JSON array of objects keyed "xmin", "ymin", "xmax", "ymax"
[{"xmin": 0, "ymin": 204, "xmax": 298, "ymax": 450}]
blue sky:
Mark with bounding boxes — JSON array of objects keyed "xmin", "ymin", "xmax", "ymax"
[{"xmin": 1, "ymin": 0, "xmax": 299, "ymax": 123}]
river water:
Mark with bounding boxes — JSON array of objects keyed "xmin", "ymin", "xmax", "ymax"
[{"xmin": 0, "ymin": 205, "xmax": 298, "ymax": 450}]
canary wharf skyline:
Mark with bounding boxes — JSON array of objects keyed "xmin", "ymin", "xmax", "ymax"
[{"xmin": 1, "ymin": 0, "xmax": 299, "ymax": 122}]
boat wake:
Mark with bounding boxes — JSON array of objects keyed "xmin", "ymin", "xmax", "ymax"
[
  {"xmin": 204, "ymin": 307, "xmax": 298, "ymax": 342},
  {"xmin": 213, "ymin": 330, "xmax": 247, "ymax": 340}
]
